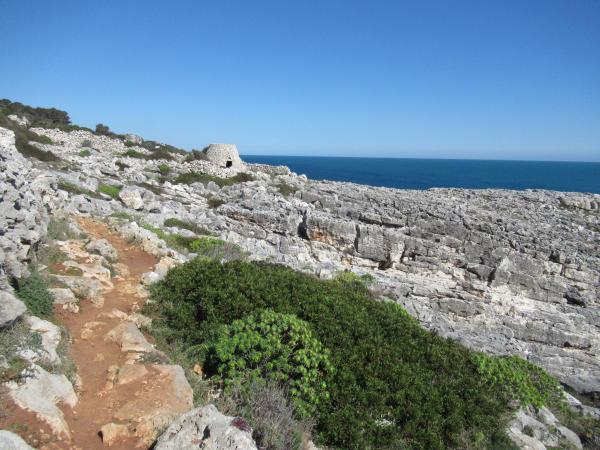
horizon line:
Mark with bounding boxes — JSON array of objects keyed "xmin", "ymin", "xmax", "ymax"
[{"xmin": 240, "ymin": 153, "xmax": 600, "ymax": 164}]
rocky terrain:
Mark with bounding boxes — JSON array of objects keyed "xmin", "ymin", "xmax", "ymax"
[{"xmin": 1, "ymin": 115, "xmax": 599, "ymax": 449}]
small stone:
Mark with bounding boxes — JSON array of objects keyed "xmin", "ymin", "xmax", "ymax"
[{"xmin": 100, "ymin": 423, "xmax": 130, "ymax": 446}]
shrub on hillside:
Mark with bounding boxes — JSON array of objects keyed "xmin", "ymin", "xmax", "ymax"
[
  {"xmin": 174, "ymin": 172, "xmax": 254, "ymax": 187},
  {"xmin": 189, "ymin": 237, "xmax": 246, "ymax": 261},
  {"xmin": 473, "ymin": 354, "xmax": 563, "ymax": 408},
  {"xmin": 157, "ymin": 163, "xmax": 171, "ymax": 175},
  {"xmin": 14, "ymin": 268, "xmax": 53, "ymax": 317},
  {"xmin": 218, "ymin": 380, "xmax": 313, "ymax": 450},
  {"xmin": 146, "ymin": 259, "xmax": 512, "ymax": 449},
  {"xmin": 206, "ymin": 309, "xmax": 334, "ymax": 417},
  {"xmin": 95, "ymin": 123, "xmax": 110, "ymax": 135},
  {"xmin": 98, "ymin": 183, "xmax": 121, "ymax": 199},
  {"xmin": 163, "ymin": 218, "xmax": 214, "ymax": 236}
]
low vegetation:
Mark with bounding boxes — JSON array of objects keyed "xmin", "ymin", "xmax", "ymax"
[
  {"xmin": 163, "ymin": 218, "xmax": 214, "ymax": 236},
  {"xmin": 174, "ymin": 171, "xmax": 254, "ymax": 187},
  {"xmin": 276, "ymin": 182, "xmax": 297, "ymax": 197},
  {"xmin": 0, "ymin": 319, "xmax": 42, "ymax": 383},
  {"xmin": 145, "ymin": 259, "xmax": 542, "ymax": 449},
  {"xmin": 13, "ymin": 267, "xmax": 54, "ymax": 318},
  {"xmin": 124, "ymin": 149, "xmax": 146, "ymax": 159},
  {"xmin": 157, "ymin": 163, "xmax": 170, "ymax": 175},
  {"xmin": 79, "ymin": 149, "xmax": 91, "ymax": 157},
  {"xmin": 218, "ymin": 380, "xmax": 313, "ymax": 450},
  {"xmin": 97, "ymin": 183, "xmax": 122, "ymax": 199},
  {"xmin": 473, "ymin": 354, "xmax": 563, "ymax": 408},
  {"xmin": 57, "ymin": 180, "xmax": 99, "ymax": 198}
]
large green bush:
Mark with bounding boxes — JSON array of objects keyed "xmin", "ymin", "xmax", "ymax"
[
  {"xmin": 147, "ymin": 259, "xmax": 511, "ymax": 449},
  {"xmin": 206, "ymin": 309, "xmax": 334, "ymax": 417}
]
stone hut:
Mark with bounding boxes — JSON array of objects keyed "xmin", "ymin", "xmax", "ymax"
[{"xmin": 203, "ymin": 144, "xmax": 242, "ymax": 169}]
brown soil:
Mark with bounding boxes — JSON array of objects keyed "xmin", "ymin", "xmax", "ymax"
[{"xmin": 2, "ymin": 218, "xmax": 158, "ymax": 450}]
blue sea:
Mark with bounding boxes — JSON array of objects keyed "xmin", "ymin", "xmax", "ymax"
[{"xmin": 243, "ymin": 155, "xmax": 600, "ymax": 194}]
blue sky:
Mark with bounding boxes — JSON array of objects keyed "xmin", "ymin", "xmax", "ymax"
[{"xmin": 1, "ymin": 0, "xmax": 599, "ymax": 161}]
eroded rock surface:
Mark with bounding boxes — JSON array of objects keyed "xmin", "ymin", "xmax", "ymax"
[{"xmin": 154, "ymin": 404, "xmax": 258, "ymax": 450}]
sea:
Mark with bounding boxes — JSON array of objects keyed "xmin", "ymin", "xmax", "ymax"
[{"xmin": 242, "ymin": 155, "xmax": 600, "ymax": 194}]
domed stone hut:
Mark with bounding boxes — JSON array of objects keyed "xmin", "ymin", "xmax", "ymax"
[{"xmin": 203, "ymin": 143, "xmax": 242, "ymax": 169}]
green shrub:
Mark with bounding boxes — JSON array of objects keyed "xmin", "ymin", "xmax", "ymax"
[
  {"xmin": 147, "ymin": 260, "xmax": 510, "ymax": 449},
  {"xmin": 333, "ymin": 270, "xmax": 374, "ymax": 288},
  {"xmin": 81, "ymin": 139, "xmax": 92, "ymax": 147},
  {"xmin": 163, "ymin": 218, "xmax": 214, "ymax": 236},
  {"xmin": 14, "ymin": 268, "xmax": 54, "ymax": 317},
  {"xmin": 95, "ymin": 123, "xmax": 110, "ymax": 135},
  {"xmin": 0, "ymin": 319, "xmax": 43, "ymax": 383},
  {"xmin": 473, "ymin": 354, "xmax": 563, "ymax": 408},
  {"xmin": 145, "ymin": 147, "xmax": 174, "ymax": 161},
  {"xmin": 206, "ymin": 310, "xmax": 334, "ymax": 417},
  {"xmin": 157, "ymin": 163, "xmax": 171, "ymax": 175},
  {"xmin": 0, "ymin": 98, "xmax": 71, "ymax": 128},
  {"xmin": 0, "ymin": 112, "xmax": 60, "ymax": 162},
  {"xmin": 189, "ymin": 237, "xmax": 246, "ymax": 261},
  {"xmin": 174, "ymin": 172, "xmax": 254, "ymax": 187},
  {"xmin": 277, "ymin": 182, "xmax": 297, "ymax": 197},
  {"xmin": 57, "ymin": 181, "xmax": 99, "ymax": 198},
  {"xmin": 110, "ymin": 211, "xmax": 134, "ymax": 221},
  {"xmin": 218, "ymin": 380, "xmax": 313, "ymax": 450},
  {"xmin": 98, "ymin": 183, "xmax": 121, "ymax": 199},
  {"xmin": 79, "ymin": 149, "xmax": 91, "ymax": 157},
  {"xmin": 124, "ymin": 149, "xmax": 145, "ymax": 158},
  {"xmin": 207, "ymin": 197, "xmax": 225, "ymax": 208},
  {"xmin": 33, "ymin": 134, "xmax": 53, "ymax": 145}
]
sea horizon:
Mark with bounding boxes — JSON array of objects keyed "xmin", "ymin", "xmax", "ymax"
[{"xmin": 242, "ymin": 154, "xmax": 600, "ymax": 194}]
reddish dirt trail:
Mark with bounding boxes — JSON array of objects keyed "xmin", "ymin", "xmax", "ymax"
[{"xmin": 54, "ymin": 218, "xmax": 157, "ymax": 450}]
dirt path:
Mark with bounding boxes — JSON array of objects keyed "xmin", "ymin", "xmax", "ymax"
[
  {"xmin": 54, "ymin": 218, "xmax": 157, "ymax": 450},
  {"xmin": 1, "ymin": 218, "xmax": 194, "ymax": 449}
]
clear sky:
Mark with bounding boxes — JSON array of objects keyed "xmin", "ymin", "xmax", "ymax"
[{"xmin": 1, "ymin": 0, "xmax": 599, "ymax": 161}]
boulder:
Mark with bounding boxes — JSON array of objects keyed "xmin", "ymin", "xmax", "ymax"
[
  {"xmin": 104, "ymin": 322, "xmax": 153, "ymax": 353},
  {"xmin": 0, "ymin": 430, "xmax": 34, "ymax": 450},
  {"xmin": 0, "ymin": 290, "xmax": 27, "ymax": 329},
  {"xmin": 119, "ymin": 187, "xmax": 144, "ymax": 210},
  {"xmin": 5, "ymin": 364, "xmax": 77, "ymax": 440},
  {"xmin": 154, "ymin": 404, "xmax": 258, "ymax": 450},
  {"xmin": 25, "ymin": 316, "xmax": 62, "ymax": 363},
  {"xmin": 85, "ymin": 238, "xmax": 118, "ymax": 262}
]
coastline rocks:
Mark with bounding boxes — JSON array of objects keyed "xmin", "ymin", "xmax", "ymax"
[{"xmin": 154, "ymin": 404, "xmax": 258, "ymax": 450}]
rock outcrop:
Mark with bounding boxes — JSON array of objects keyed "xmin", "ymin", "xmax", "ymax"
[
  {"xmin": 154, "ymin": 404, "xmax": 258, "ymax": 450},
  {"xmin": 0, "ymin": 121, "xmax": 599, "ymax": 449}
]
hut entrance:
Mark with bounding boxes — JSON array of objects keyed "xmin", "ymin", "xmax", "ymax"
[{"xmin": 226, "ymin": 159, "xmax": 233, "ymax": 168}]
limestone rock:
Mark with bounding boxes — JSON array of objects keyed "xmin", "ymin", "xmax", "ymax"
[
  {"xmin": 0, "ymin": 430, "xmax": 34, "ymax": 450},
  {"xmin": 114, "ymin": 364, "xmax": 193, "ymax": 445},
  {"xmin": 6, "ymin": 364, "xmax": 77, "ymax": 440},
  {"xmin": 48, "ymin": 287, "xmax": 77, "ymax": 305},
  {"xmin": 85, "ymin": 238, "xmax": 118, "ymax": 262},
  {"xmin": 154, "ymin": 404, "xmax": 258, "ymax": 450},
  {"xmin": 100, "ymin": 422, "xmax": 131, "ymax": 446},
  {"xmin": 0, "ymin": 290, "xmax": 27, "ymax": 329},
  {"xmin": 25, "ymin": 315, "xmax": 62, "ymax": 364},
  {"xmin": 119, "ymin": 186, "xmax": 144, "ymax": 210},
  {"xmin": 105, "ymin": 322, "xmax": 153, "ymax": 353}
]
